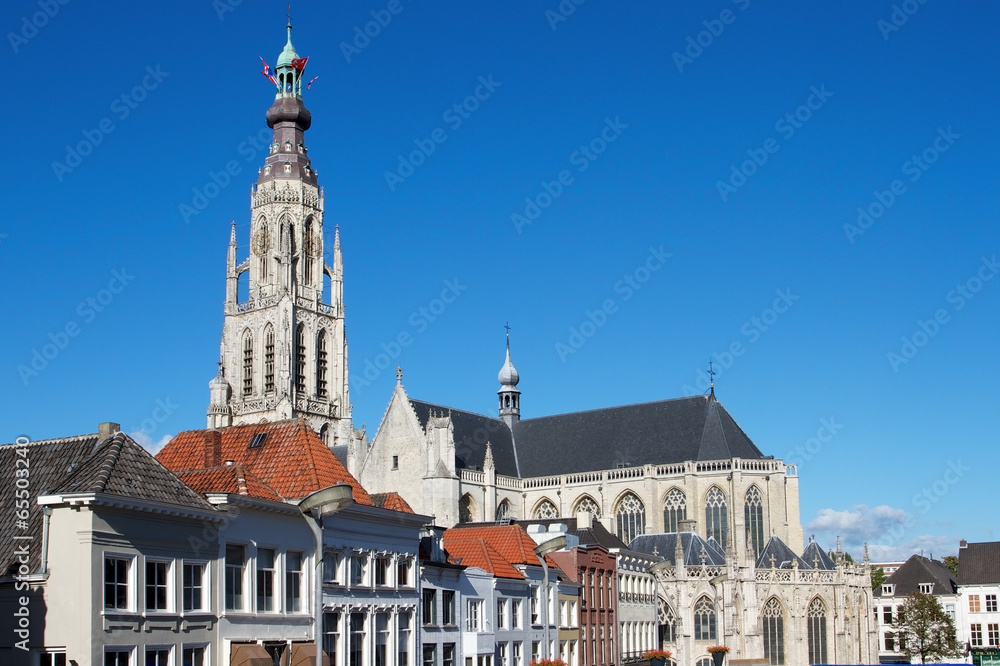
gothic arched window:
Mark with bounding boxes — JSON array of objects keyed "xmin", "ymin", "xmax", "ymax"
[
  {"xmin": 264, "ymin": 325, "xmax": 275, "ymax": 393},
  {"xmin": 663, "ymin": 488, "xmax": 686, "ymax": 533},
  {"xmin": 316, "ymin": 329, "xmax": 328, "ymax": 399},
  {"xmin": 495, "ymin": 500, "xmax": 511, "ymax": 522},
  {"xmin": 762, "ymin": 597, "xmax": 785, "ymax": 665},
  {"xmin": 745, "ymin": 485, "xmax": 764, "ymax": 556},
  {"xmin": 657, "ymin": 600, "xmax": 676, "ymax": 644},
  {"xmin": 534, "ymin": 500, "xmax": 558, "ymax": 519},
  {"xmin": 693, "ymin": 596, "xmax": 716, "ymax": 641},
  {"xmin": 303, "ymin": 217, "xmax": 314, "ymax": 283},
  {"xmin": 705, "ymin": 487, "xmax": 728, "ymax": 548},
  {"xmin": 616, "ymin": 493, "xmax": 646, "ymax": 545},
  {"xmin": 575, "ymin": 496, "xmax": 601, "ymax": 519},
  {"xmin": 459, "ymin": 494, "xmax": 476, "ymax": 523},
  {"xmin": 242, "ymin": 331, "xmax": 253, "ymax": 395},
  {"xmin": 807, "ymin": 598, "xmax": 828, "ymax": 665},
  {"xmin": 295, "ymin": 324, "xmax": 306, "ymax": 393},
  {"xmin": 695, "ymin": 660, "xmax": 712, "ymax": 666}
]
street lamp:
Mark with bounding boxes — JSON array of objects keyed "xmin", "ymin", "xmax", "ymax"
[
  {"xmin": 709, "ymin": 574, "xmax": 728, "ymax": 649},
  {"xmin": 299, "ymin": 484, "xmax": 355, "ymax": 666},
  {"xmin": 649, "ymin": 560, "xmax": 674, "ymax": 655},
  {"xmin": 533, "ymin": 536, "xmax": 567, "ymax": 660}
]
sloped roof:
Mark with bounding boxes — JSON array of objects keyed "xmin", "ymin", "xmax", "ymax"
[
  {"xmin": 756, "ymin": 535, "xmax": 808, "ymax": 569},
  {"xmin": 409, "ymin": 401, "xmax": 519, "ymax": 476},
  {"xmin": 958, "ymin": 542, "xmax": 1000, "ymax": 585},
  {"xmin": 1, "ymin": 431, "xmax": 214, "ymax": 575},
  {"xmin": 158, "ymin": 419, "xmax": 371, "ymax": 504},
  {"xmin": 628, "ymin": 532, "xmax": 727, "ymax": 566},
  {"xmin": 801, "ymin": 539, "xmax": 837, "ymax": 570},
  {"xmin": 175, "ymin": 465, "xmax": 284, "ymax": 502},
  {"xmin": 444, "ymin": 524, "xmax": 557, "ymax": 569},
  {"xmin": 513, "ymin": 394, "xmax": 764, "ymax": 476},
  {"xmin": 875, "ymin": 554, "xmax": 957, "ymax": 597},
  {"xmin": 371, "ymin": 492, "xmax": 414, "ymax": 513},
  {"xmin": 444, "ymin": 536, "xmax": 524, "ymax": 579}
]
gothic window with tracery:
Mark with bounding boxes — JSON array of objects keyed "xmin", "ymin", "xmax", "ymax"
[
  {"xmin": 705, "ymin": 487, "xmax": 728, "ymax": 548},
  {"xmin": 303, "ymin": 218, "xmax": 314, "ymax": 282},
  {"xmin": 264, "ymin": 325, "xmax": 275, "ymax": 393},
  {"xmin": 534, "ymin": 500, "xmax": 558, "ymax": 519},
  {"xmin": 807, "ymin": 598, "xmax": 828, "ymax": 665},
  {"xmin": 762, "ymin": 598, "xmax": 785, "ymax": 665},
  {"xmin": 242, "ymin": 332, "xmax": 253, "ymax": 395},
  {"xmin": 745, "ymin": 485, "xmax": 764, "ymax": 556},
  {"xmin": 693, "ymin": 596, "xmax": 716, "ymax": 641},
  {"xmin": 658, "ymin": 600, "xmax": 676, "ymax": 644},
  {"xmin": 616, "ymin": 493, "xmax": 645, "ymax": 545},
  {"xmin": 663, "ymin": 488, "xmax": 686, "ymax": 533},
  {"xmin": 576, "ymin": 496, "xmax": 601, "ymax": 519},
  {"xmin": 316, "ymin": 329, "xmax": 328, "ymax": 399},
  {"xmin": 295, "ymin": 324, "xmax": 306, "ymax": 393},
  {"xmin": 495, "ymin": 500, "xmax": 511, "ymax": 521}
]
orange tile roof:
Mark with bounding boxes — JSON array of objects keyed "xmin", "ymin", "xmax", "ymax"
[
  {"xmin": 157, "ymin": 419, "xmax": 371, "ymax": 504},
  {"xmin": 175, "ymin": 465, "xmax": 284, "ymax": 502},
  {"xmin": 445, "ymin": 537, "xmax": 523, "ymax": 579},
  {"xmin": 444, "ymin": 524, "xmax": 556, "ymax": 575},
  {"xmin": 371, "ymin": 492, "xmax": 413, "ymax": 513}
]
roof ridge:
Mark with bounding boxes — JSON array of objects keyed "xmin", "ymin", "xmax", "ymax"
[{"xmin": 91, "ymin": 432, "xmax": 127, "ymax": 493}]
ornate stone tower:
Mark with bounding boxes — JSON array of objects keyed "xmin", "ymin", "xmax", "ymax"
[
  {"xmin": 207, "ymin": 22, "xmax": 354, "ymax": 448},
  {"xmin": 497, "ymin": 333, "xmax": 520, "ymax": 428}
]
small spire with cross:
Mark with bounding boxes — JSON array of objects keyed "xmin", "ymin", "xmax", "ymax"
[
  {"xmin": 396, "ymin": 365, "xmax": 403, "ymax": 383},
  {"xmin": 504, "ymin": 321, "xmax": 511, "ymax": 348},
  {"xmin": 286, "ymin": 3, "xmax": 293, "ymax": 27},
  {"xmin": 708, "ymin": 359, "xmax": 716, "ymax": 395}
]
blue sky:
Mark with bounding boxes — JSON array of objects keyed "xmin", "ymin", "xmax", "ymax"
[{"xmin": 2, "ymin": 1, "xmax": 997, "ymax": 560}]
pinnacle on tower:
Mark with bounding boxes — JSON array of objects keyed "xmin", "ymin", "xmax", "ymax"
[{"xmin": 497, "ymin": 326, "xmax": 521, "ymax": 428}]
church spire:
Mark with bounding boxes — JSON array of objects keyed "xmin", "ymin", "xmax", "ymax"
[{"xmin": 498, "ymin": 325, "xmax": 521, "ymax": 428}]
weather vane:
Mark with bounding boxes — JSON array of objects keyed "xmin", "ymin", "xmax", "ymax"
[{"xmin": 708, "ymin": 359, "xmax": 716, "ymax": 395}]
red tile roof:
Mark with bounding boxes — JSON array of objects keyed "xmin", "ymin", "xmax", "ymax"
[
  {"xmin": 175, "ymin": 465, "xmax": 284, "ymax": 502},
  {"xmin": 157, "ymin": 419, "xmax": 371, "ymax": 504},
  {"xmin": 445, "ymin": 537, "xmax": 524, "ymax": 579},
  {"xmin": 371, "ymin": 492, "xmax": 413, "ymax": 513},
  {"xmin": 443, "ymin": 524, "xmax": 556, "ymax": 577}
]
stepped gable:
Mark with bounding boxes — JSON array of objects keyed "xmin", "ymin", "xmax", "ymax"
[
  {"xmin": 159, "ymin": 419, "xmax": 371, "ymax": 504},
  {"xmin": 756, "ymin": 535, "xmax": 809, "ymax": 569},
  {"xmin": 801, "ymin": 538, "xmax": 837, "ymax": 570},
  {"xmin": 630, "ymin": 531, "xmax": 727, "ymax": 566},
  {"xmin": 876, "ymin": 554, "xmax": 957, "ymax": 597},
  {"xmin": 408, "ymin": 400, "xmax": 518, "ymax": 476},
  {"xmin": 371, "ymin": 492, "xmax": 414, "ymax": 513},
  {"xmin": 512, "ymin": 393, "xmax": 764, "ymax": 477},
  {"xmin": 1, "ymin": 430, "xmax": 214, "ymax": 575},
  {"xmin": 958, "ymin": 541, "xmax": 1000, "ymax": 585}
]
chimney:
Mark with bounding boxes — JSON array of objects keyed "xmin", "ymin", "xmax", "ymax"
[
  {"xmin": 678, "ymin": 518, "xmax": 696, "ymax": 533},
  {"xmin": 205, "ymin": 430, "xmax": 223, "ymax": 467},
  {"xmin": 98, "ymin": 422, "xmax": 121, "ymax": 439},
  {"xmin": 960, "ymin": 540, "xmax": 968, "ymax": 549},
  {"xmin": 577, "ymin": 510, "xmax": 593, "ymax": 530}
]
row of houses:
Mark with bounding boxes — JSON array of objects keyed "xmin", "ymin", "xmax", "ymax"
[
  {"xmin": 873, "ymin": 544, "xmax": 1000, "ymax": 665},
  {"xmin": 0, "ymin": 420, "xmax": 651, "ymax": 666}
]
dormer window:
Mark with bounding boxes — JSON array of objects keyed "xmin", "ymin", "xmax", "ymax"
[
  {"xmin": 283, "ymin": 162, "xmax": 292, "ymax": 174},
  {"xmin": 304, "ymin": 166, "xmax": 311, "ymax": 176},
  {"xmin": 264, "ymin": 165, "xmax": 272, "ymax": 176},
  {"xmin": 882, "ymin": 584, "xmax": 895, "ymax": 596},
  {"xmin": 271, "ymin": 142, "xmax": 278, "ymax": 154},
  {"xmin": 919, "ymin": 583, "xmax": 934, "ymax": 594},
  {"xmin": 297, "ymin": 143, "xmax": 305, "ymax": 153},
  {"xmin": 284, "ymin": 141, "xmax": 292, "ymax": 152}
]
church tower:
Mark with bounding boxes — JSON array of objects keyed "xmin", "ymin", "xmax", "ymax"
[
  {"xmin": 497, "ymin": 333, "xmax": 520, "ymax": 428},
  {"xmin": 207, "ymin": 21, "xmax": 354, "ymax": 448}
]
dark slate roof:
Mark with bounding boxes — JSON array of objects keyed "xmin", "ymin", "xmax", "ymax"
[
  {"xmin": 756, "ymin": 535, "xmax": 809, "ymax": 569},
  {"xmin": 409, "ymin": 400, "xmax": 519, "ymax": 477},
  {"xmin": 874, "ymin": 554, "xmax": 957, "ymax": 597},
  {"xmin": 0, "ymin": 431, "xmax": 213, "ymax": 577},
  {"xmin": 958, "ymin": 542, "xmax": 1000, "ymax": 585},
  {"xmin": 514, "ymin": 518, "xmax": 628, "ymax": 550},
  {"xmin": 628, "ymin": 532, "xmax": 727, "ymax": 566},
  {"xmin": 801, "ymin": 539, "xmax": 837, "ymax": 570},
  {"xmin": 512, "ymin": 394, "xmax": 764, "ymax": 477},
  {"xmin": 330, "ymin": 444, "xmax": 349, "ymax": 467}
]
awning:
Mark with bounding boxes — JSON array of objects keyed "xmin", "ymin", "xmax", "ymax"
[
  {"xmin": 289, "ymin": 643, "xmax": 331, "ymax": 666},
  {"xmin": 231, "ymin": 644, "xmax": 273, "ymax": 666}
]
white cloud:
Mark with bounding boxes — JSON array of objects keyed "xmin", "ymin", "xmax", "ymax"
[
  {"xmin": 807, "ymin": 504, "xmax": 960, "ymax": 562},
  {"xmin": 129, "ymin": 430, "xmax": 173, "ymax": 455},
  {"xmin": 807, "ymin": 504, "xmax": 909, "ymax": 544}
]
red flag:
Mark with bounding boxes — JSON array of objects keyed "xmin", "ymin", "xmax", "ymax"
[
  {"xmin": 307, "ymin": 76, "xmax": 319, "ymax": 89},
  {"xmin": 259, "ymin": 56, "xmax": 276, "ymax": 84},
  {"xmin": 291, "ymin": 56, "xmax": 309, "ymax": 71}
]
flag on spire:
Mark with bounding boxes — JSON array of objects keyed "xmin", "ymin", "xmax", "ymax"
[
  {"xmin": 259, "ymin": 56, "xmax": 276, "ymax": 84},
  {"xmin": 291, "ymin": 56, "xmax": 309, "ymax": 71},
  {"xmin": 307, "ymin": 76, "xmax": 319, "ymax": 89}
]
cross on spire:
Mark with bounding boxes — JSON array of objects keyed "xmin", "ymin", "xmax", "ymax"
[
  {"xmin": 708, "ymin": 359, "xmax": 716, "ymax": 395},
  {"xmin": 396, "ymin": 365, "xmax": 403, "ymax": 382},
  {"xmin": 286, "ymin": 3, "xmax": 293, "ymax": 26}
]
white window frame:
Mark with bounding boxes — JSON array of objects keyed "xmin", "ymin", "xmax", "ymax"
[
  {"xmin": 324, "ymin": 550, "xmax": 342, "ymax": 585},
  {"xmin": 512, "ymin": 598, "xmax": 522, "ymax": 629},
  {"xmin": 225, "ymin": 543, "xmax": 248, "ymax": 612},
  {"xmin": 144, "ymin": 646, "xmax": 172, "ymax": 666},
  {"xmin": 145, "ymin": 559, "xmax": 173, "ymax": 614},
  {"xmin": 104, "ymin": 647, "xmax": 135, "ymax": 666},
  {"xmin": 467, "ymin": 599, "xmax": 483, "ymax": 631},
  {"xmin": 181, "ymin": 644, "xmax": 209, "ymax": 666},
  {"xmin": 497, "ymin": 598, "xmax": 508, "ymax": 629},
  {"xmin": 104, "ymin": 553, "xmax": 135, "ymax": 613},
  {"xmin": 256, "ymin": 547, "xmax": 278, "ymax": 613},
  {"xmin": 182, "ymin": 560, "xmax": 209, "ymax": 613}
]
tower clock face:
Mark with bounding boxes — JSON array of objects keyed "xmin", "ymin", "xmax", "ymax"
[{"xmin": 252, "ymin": 226, "xmax": 270, "ymax": 256}]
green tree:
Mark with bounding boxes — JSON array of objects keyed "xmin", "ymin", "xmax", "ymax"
[
  {"xmin": 871, "ymin": 566, "xmax": 887, "ymax": 592},
  {"xmin": 942, "ymin": 555, "xmax": 959, "ymax": 577},
  {"xmin": 892, "ymin": 591, "xmax": 963, "ymax": 664}
]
